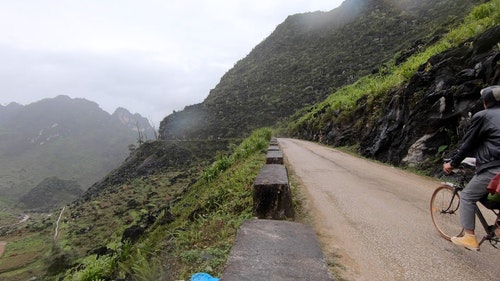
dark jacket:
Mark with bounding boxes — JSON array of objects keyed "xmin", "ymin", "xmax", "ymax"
[{"xmin": 450, "ymin": 105, "xmax": 500, "ymax": 173}]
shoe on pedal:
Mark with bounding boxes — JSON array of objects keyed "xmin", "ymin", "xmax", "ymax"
[{"xmin": 451, "ymin": 234, "xmax": 480, "ymax": 251}]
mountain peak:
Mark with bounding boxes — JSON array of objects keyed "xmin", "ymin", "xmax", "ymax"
[{"xmin": 112, "ymin": 107, "xmax": 155, "ymax": 139}]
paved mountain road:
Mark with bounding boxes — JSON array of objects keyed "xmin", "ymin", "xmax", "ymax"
[{"xmin": 278, "ymin": 138, "xmax": 499, "ymax": 281}]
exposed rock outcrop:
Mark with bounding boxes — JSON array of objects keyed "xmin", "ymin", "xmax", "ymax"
[{"xmin": 335, "ymin": 26, "xmax": 500, "ymax": 172}]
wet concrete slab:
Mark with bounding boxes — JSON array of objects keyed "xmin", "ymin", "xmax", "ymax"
[{"xmin": 221, "ymin": 219, "xmax": 333, "ymax": 281}]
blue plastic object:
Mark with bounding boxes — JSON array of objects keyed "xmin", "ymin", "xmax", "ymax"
[{"xmin": 190, "ymin": 272, "xmax": 219, "ymax": 281}]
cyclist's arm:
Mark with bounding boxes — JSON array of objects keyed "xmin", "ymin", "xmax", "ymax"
[{"xmin": 449, "ymin": 113, "xmax": 485, "ymax": 167}]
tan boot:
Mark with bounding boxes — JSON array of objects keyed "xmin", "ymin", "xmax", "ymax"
[{"xmin": 451, "ymin": 233, "xmax": 480, "ymax": 251}]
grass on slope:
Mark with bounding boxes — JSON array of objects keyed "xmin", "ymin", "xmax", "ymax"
[
  {"xmin": 141, "ymin": 127, "xmax": 273, "ymax": 280},
  {"xmin": 53, "ymin": 128, "xmax": 273, "ymax": 280}
]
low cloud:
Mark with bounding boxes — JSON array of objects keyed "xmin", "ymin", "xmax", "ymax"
[{"xmin": 0, "ymin": 0, "xmax": 343, "ymax": 124}]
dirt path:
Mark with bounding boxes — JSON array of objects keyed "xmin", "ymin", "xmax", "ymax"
[
  {"xmin": 279, "ymin": 138, "xmax": 499, "ymax": 281},
  {"xmin": 0, "ymin": 241, "xmax": 6, "ymax": 257}
]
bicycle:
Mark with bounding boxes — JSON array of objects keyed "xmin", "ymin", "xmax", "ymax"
[{"xmin": 430, "ymin": 158, "xmax": 500, "ymax": 249}]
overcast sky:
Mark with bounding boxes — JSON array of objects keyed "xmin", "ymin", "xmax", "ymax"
[{"xmin": 0, "ymin": 0, "xmax": 344, "ymax": 125}]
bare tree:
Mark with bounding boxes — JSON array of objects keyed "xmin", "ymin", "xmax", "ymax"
[{"xmin": 136, "ymin": 121, "xmax": 144, "ymax": 145}]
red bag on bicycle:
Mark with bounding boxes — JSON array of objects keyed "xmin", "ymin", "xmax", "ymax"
[{"xmin": 486, "ymin": 172, "xmax": 500, "ymax": 195}]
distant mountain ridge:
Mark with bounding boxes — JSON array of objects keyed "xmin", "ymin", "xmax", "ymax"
[
  {"xmin": 0, "ymin": 95, "xmax": 154, "ymax": 208},
  {"xmin": 17, "ymin": 177, "xmax": 83, "ymax": 212}
]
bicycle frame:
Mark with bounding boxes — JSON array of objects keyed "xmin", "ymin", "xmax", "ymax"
[
  {"xmin": 439, "ymin": 183, "xmax": 461, "ymax": 214},
  {"xmin": 475, "ymin": 204, "xmax": 500, "ymax": 247}
]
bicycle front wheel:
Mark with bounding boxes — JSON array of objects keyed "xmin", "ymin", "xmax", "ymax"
[{"xmin": 430, "ymin": 185, "xmax": 464, "ymax": 241}]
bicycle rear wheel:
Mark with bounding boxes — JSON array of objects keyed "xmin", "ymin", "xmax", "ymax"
[{"xmin": 430, "ymin": 185, "xmax": 464, "ymax": 240}]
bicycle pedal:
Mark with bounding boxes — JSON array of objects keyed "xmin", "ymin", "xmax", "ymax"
[{"xmin": 490, "ymin": 239, "xmax": 500, "ymax": 249}]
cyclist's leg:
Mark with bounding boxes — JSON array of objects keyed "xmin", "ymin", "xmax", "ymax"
[
  {"xmin": 452, "ymin": 168, "xmax": 500, "ymax": 249},
  {"xmin": 460, "ymin": 167, "xmax": 500, "ymax": 231}
]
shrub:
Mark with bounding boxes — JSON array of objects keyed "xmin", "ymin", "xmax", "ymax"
[{"xmin": 63, "ymin": 255, "xmax": 114, "ymax": 281}]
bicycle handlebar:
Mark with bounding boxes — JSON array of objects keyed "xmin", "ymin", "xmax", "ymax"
[{"xmin": 442, "ymin": 158, "xmax": 476, "ymax": 175}]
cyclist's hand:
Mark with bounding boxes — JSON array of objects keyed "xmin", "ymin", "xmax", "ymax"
[{"xmin": 443, "ymin": 162, "xmax": 453, "ymax": 174}]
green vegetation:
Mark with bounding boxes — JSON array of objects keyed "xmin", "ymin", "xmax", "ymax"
[
  {"xmin": 202, "ymin": 128, "xmax": 271, "ymax": 182},
  {"xmin": 124, "ymin": 128, "xmax": 272, "ymax": 279},
  {"xmin": 63, "ymin": 255, "xmax": 114, "ymax": 281},
  {"xmin": 5, "ymin": 128, "xmax": 271, "ymax": 280},
  {"xmin": 0, "ymin": 232, "xmax": 51, "ymax": 280}
]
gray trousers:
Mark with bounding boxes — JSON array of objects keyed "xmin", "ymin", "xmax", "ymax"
[{"xmin": 460, "ymin": 166, "xmax": 500, "ymax": 230}]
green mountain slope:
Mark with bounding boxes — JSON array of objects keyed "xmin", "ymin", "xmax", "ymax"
[
  {"xmin": 159, "ymin": 0, "xmax": 483, "ymax": 140},
  {"xmin": 17, "ymin": 177, "xmax": 83, "ymax": 212}
]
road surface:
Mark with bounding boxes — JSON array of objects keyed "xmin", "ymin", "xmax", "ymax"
[{"xmin": 279, "ymin": 138, "xmax": 499, "ymax": 281}]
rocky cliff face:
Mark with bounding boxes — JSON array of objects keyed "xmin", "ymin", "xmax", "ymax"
[
  {"xmin": 112, "ymin": 107, "xmax": 156, "ymax": 140},
  {"xmin": 309, "ymin": 26, "xmax": 500, "ymax": 173}
]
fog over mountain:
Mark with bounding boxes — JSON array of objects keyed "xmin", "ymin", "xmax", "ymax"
[{"xmin": 0, "ymin": 95, "xmax": 154, "ymax": 208}]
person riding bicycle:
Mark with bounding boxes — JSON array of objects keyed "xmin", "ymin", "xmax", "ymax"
[{"xmin": 443, "ymin": 85, "xmax": 500, "ymax": 251}]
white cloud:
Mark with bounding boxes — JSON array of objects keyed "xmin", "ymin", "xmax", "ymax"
[{"xmin": 0, "ymin": 0, "xmax": 344, "ymax": 124}]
